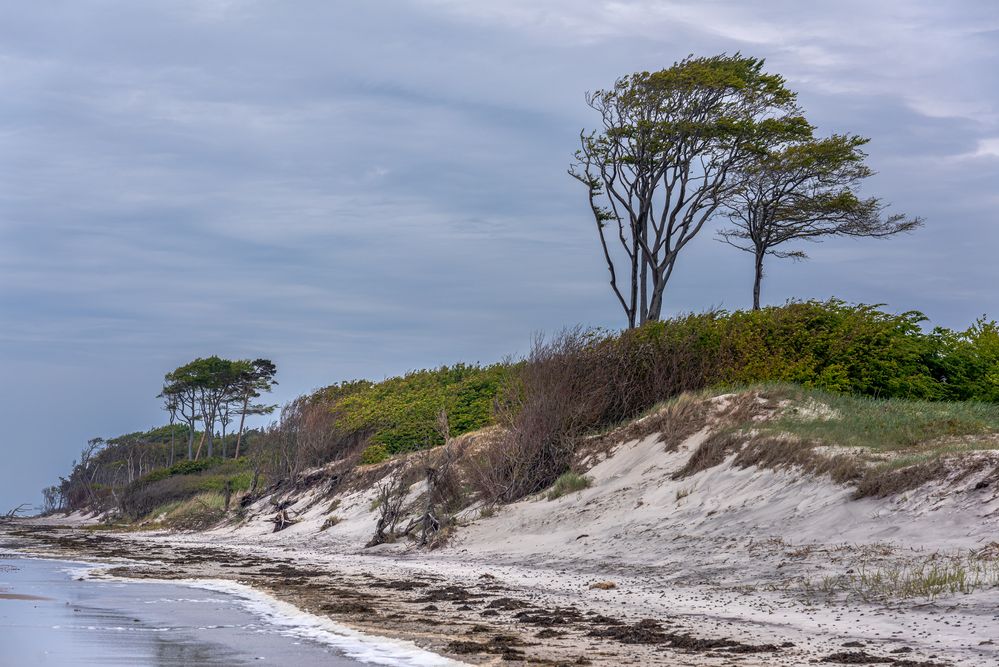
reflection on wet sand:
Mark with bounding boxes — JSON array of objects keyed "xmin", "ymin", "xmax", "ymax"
[{"xmin": 0, "ymin": 554, "xmax": 363, "ymax": 666}]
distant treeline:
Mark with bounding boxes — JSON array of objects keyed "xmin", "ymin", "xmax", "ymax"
[{"xmin": 45, "ymin": 301, "xmax": 999, "ymax": 519}]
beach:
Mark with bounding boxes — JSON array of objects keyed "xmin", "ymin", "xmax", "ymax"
[{"xmin": 0, "ymin": 548, "xmax": 455, "ymax": 666}]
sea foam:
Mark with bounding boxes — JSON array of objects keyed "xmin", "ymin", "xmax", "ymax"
[{"xmin": 77, "ymin": 564, "xmax": 464, "ymax": 667}]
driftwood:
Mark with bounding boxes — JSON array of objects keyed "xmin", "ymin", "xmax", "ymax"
[
  {"xmin": 270, "ymin": 509, "xmax": 298, "ymax": 532},
  {"xmin": 366, "ymin": 409, "xmax": 460, "ymax": 549},
  {"xmin": 413, "ymin": 410, "xmax": 459, "ymax": 547},
  {"xmin": 366, "ymin": 474, "xmax": 408, "ymax": 547},
  {"xmin": 1, "ymin": 504, "xmax": 32, "ymax": 521}
]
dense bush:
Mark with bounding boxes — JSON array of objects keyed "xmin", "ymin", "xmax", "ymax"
[
  {"xmin": 933, "ymin": 318, "xmax": 999, "ymax": 402},
  {"xmin": 475, "ymin": 322, "xmax": 715, "ymax": 501},
  {"xmin": 479, "ymin": 301, "xmax": 999, "ymax": 502},
  {"xmin": 141, "ymin": 457, "xmax": 225, "ymax": 483},
  {"xmin": 329, "ymin": 363, "xmax": 511, "ymax": 454},
  {"xmin": 659, "ymin": 301, "xmax": 943, "ymax": 398}
]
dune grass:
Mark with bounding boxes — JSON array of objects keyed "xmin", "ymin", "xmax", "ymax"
[
  {"xmin": 742, "ymin": 384, "xmax": 999, "ymax": 453},
  {"xmin": 147, "ymin": 491, "xmax": 228, "ymax": 529},
  {"xmin": 546, "ymin": 472, "xmax": 592, "ymax": 500},
  {"xmin": 804, "ymin": 552, "xmax": 999, "ymax": 601}
]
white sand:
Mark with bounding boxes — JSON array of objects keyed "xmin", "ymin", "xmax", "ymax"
[{"xmin": 73, "ymin": 395, "xmax": 999, "ymax": 665}]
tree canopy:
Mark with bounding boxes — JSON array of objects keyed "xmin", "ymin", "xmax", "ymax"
[
  {"xmin": 719, "ymin": 133, "xmax": 922, "ymax": 309},
  {"xmin": 161, "ymin": 356, "xmax": 277, "ymax": 460},
  {"xmin": 571, "ymin": 53, "xmax": 809, "ymax": 327}
]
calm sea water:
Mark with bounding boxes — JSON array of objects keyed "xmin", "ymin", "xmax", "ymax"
[{"xmin": 0, "ymin": 551, "xmax": 452, "ymax": 667}]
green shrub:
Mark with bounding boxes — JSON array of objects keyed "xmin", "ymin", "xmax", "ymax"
[
  {"xmin": 359, "ymin": 444, "xmax": 389, "ymax": 465},
  {"xmin": 121, "ymin": 458, "xmax": 255, "ymax": 519},
  {"xmin": 483, "ymin": 301, "xmax": 999, "ymax": 503},
  {"xmin": 547, "ymin": 472, "xmax": 592, "ymax": 500},
  {"xmin": 934, "ymin": 318, "xmax": 999, "ymax": 402},
  {"xmin": 141, "ymin": 457, "xmax": 225, "ymax": 483},
  {"xmin": 631, "ymin": 301, "xmax": 943, "ymax": 399},
  {"xmin": 327, "ymin": 363, "xmax": 511, "ymax": 454},
  {"xmin": 197, "ymin": 471, "xmax": 254, "ymax": 493}
]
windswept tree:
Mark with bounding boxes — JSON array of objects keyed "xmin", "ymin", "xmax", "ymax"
[
  {"xmin": 59, "ymin": 437, "xmax": 105, "ymax": 509},
  {"xmin": 163, "ymin": 391, "xmax": 180, "ymax": 466},
  {"xmin": 161, "ymin": 356, "xmax": 277, "ymax": 460},
  {"xmin": 233, "ymin": 358, "xmax": 278, "ymax": 458},
  {"xmin": 571, "ymin": 54, "xmax": 808, "ymax": 327},
  {"xmin": 161, "ymin": 370, "xmax": 201, "ymax": 460},
  {"xmin": 719, "ymin": 134, "xmax": 923, "ymax": 309},
  {"xmin": 41, "ymin": 485, "xmax": 62, "ymax": 514}
]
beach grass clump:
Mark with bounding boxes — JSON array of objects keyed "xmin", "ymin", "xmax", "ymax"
[
  {"xmin": 546, "ymin": 472, "xmax": 592, "ymax": 500},
  {"xmin": 804, "ymin": 552, "xmax": 999, "ymax": 601},
  {"xmin": 359, "ymin": 444, "xmax": 390, "ymax": 465}
]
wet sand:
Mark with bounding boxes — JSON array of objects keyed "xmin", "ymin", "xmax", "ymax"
[{"xmin": 0, "ymin": 551, "xmax": 445, "ymax": 666}]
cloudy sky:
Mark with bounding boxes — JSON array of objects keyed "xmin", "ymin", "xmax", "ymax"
[{"xmin": 1, "ymin": 1, "xmax": 997, "ymax": 509}]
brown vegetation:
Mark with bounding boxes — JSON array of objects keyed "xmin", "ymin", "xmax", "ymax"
[
  {"xmin": 852, "ymin": 460, "xmax": 949, "ymax": 500},
  {"xmin": 471, "ymin": 325, "xmax": 715, "ymax": 503}
]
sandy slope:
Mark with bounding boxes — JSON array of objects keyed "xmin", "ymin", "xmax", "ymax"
[{"xmin": 16, "ymin": 393, "xmax": 999, "ymax": 665}]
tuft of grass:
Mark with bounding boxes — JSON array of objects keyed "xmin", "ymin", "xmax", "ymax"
[
  {"xmin": 546, "ymin": 472, "xmax": 592, "ymax": 500},
  {"xmin": 803, "ymin": 552, "xmax": 999, "ymax": 602},
  {"xmin": 673, "ymin": 431, "xmax": 744, "ymax": 479},
  {"xmin": 359, "ymin": 444, "xmax": 390, "ymax": 465},
  {"xmin": 851, "ymin": 458, "xmax": 947, "ymax": 499}
]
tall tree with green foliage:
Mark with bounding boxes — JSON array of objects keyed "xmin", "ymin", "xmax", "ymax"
[
  {"xmin": 718, "ymin": 134, "xmax": 923, "ymax": 309},
  {"xmin": 160, "ymin": 376, "xmax": 200, "ymax": 460},
  {"xmin": 161, "ymin": 356, "xmax": 277, "ymax": 460},
  {"xmin": 162, "ymin": 357, "xmax": 236, "ymax": 459},
  {"xmin": 233, "ymin": 358, "xmax": 278, "ymax": 458},
  {"xmin": 570, "ymin": 53, "xmax": 808, "ymax": 327}
]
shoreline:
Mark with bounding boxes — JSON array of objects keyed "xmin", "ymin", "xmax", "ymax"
[
  {"xmin": 4, "ymin": 520, "xmax": 988, "ymax": 666},
  {"xmin": 1, "ymin": 531, "xmax": 463, "ymax": 667}
]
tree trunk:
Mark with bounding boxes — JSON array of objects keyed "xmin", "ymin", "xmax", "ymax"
[
  {"xmin": 234, "ymin": 396, "xmax": 249, "ymax": 459},
  {"xmin": 202, "ymin": 406, "xmax": 215, "ymax": 458},
  {"xmin": 647, "ymin": 271, "xmax": 667, "ymax": 322},
  {"xmin": 753, "ymin": 249, "xmax": 765, "ymax": 311},
  {"xmin": 187, "ymin": 426, "xmax": 194, "ymax": 460},
  {"xmin": 633, "ymin": 230, "xmax": 641, "ymax": 328},
  {"xmin": 195, "ymin": 429, "xmax": 207, "ymax": 460}
]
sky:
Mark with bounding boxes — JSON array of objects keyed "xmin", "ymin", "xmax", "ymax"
[{"xmin": 1, "ymin": 1, "xmax": 997, "ymax": 510}]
